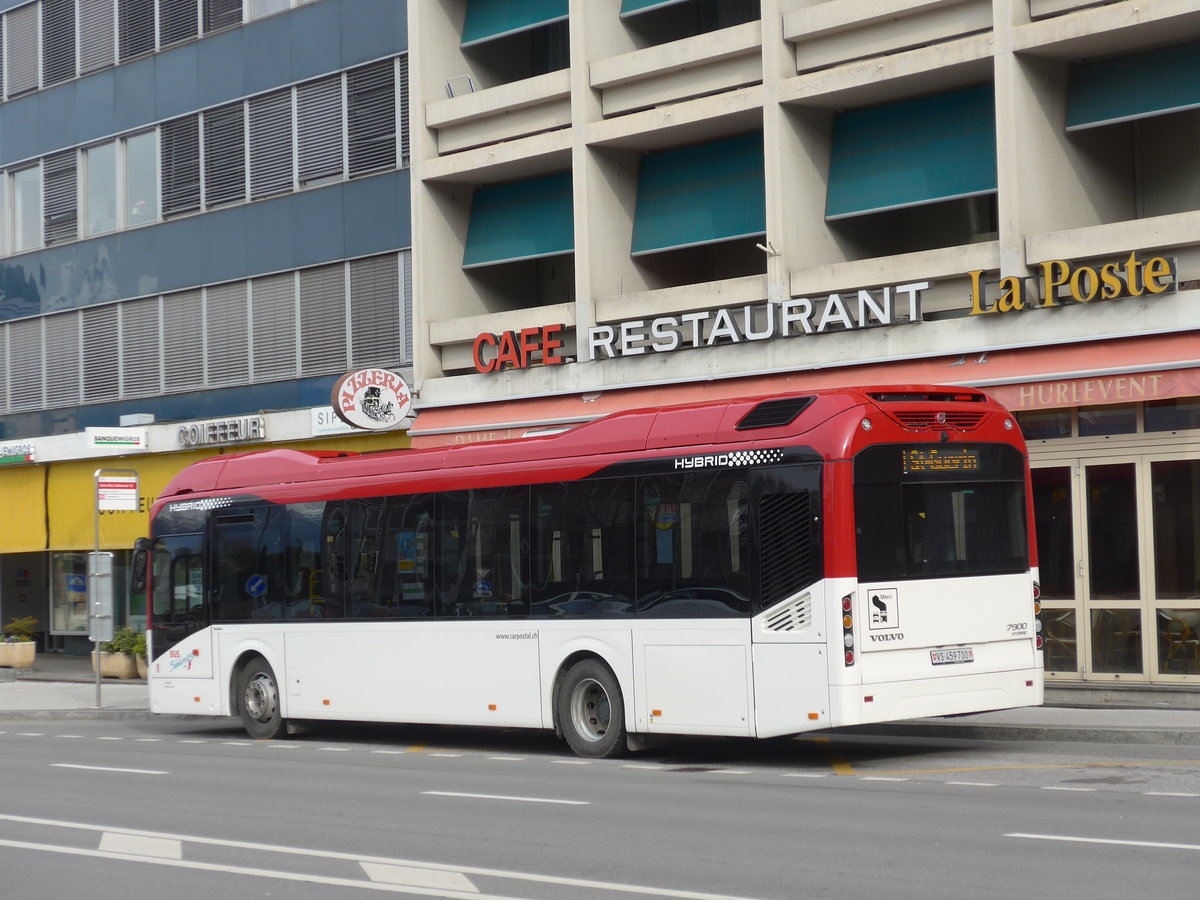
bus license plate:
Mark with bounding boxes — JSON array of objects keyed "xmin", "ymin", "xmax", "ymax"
[{"xmin": 930, "ymin": 648, "xmax": 974, "ymax": 666}]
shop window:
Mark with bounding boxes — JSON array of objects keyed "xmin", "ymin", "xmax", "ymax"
[
  {"xmin": 1157, "ymin": 608, "xmax": 1200, "ymax": 675},
  {"xmin": 1086, "ymin": 463, "xmax": 1139, "ymax": 600},
  {"xmin": 1090, "ymin": 608, "xmax": 1142, "ymax": 674},
  {"xmin": 1031, "ymin": 467, "xmax": 1074, "ymax": 600},
  {"xmin": 1078, "ymin": 403, "xmax": 1136, "ymax": 436},
  {"xmin": 1016, "ymin": 409, "xmax": 1072, "ymax": 440},
  {"xmin": 1043, "ymin": 609, "xmax": 1077, "ymax": 672},
  {"xmin": 1152, "ymin": 460, "xmax": 1200, "ymax": 601},
  {"xmin": 1145, "ymin": 398, "xmax": 1200, "ymax": 432}
]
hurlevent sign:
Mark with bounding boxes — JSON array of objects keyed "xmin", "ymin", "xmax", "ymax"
[{"xmin": 332, "ymin": 368, "xmax": 413, "ymax": 430}]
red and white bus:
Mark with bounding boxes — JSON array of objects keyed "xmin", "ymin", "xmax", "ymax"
[{"xmin": 139, "ymin": 386, "xmax": 1042, "ymax": 756}]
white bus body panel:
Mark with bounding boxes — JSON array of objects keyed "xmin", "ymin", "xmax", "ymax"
[
  {"xmin": 146, "ymin": 628, "xmax": 218, "ymax": 716},
  {"xmin": 633, "ymin": 622, "xmax": 752, "ymax": 736}
]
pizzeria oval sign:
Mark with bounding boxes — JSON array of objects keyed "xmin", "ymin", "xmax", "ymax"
[{"xmin": 331, "ymin": 368, "xmax": 413, "ymax": 430}]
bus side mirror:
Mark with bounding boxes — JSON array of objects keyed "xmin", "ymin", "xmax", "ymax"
[{"xmin": 131, "ymin": 537, "xmax": 151, "ymax": 595}]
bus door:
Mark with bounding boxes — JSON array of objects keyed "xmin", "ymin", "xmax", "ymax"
[{"xmin": 149, "ymin": 533, "xmax": 212, "ymax": 678}]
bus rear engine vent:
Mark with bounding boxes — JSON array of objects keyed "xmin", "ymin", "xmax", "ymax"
[
  {"xmin": 762, "ymin": 594, "xmax": 812, "ymax": 633},
  {"xmin": 736, "ymin": 396, "xmax": 815, "ymax": 431}
]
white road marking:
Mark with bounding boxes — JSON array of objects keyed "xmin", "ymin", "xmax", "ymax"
[
  {"xmin": 319, "ymin": 747, "xmax": 352, "ymax": 752},
  {"xmin": 0, "ymin": 813, "xmax": 765, "ymax": 900},
  {"xmin": 712, "ymin": 770, "xmax": 752, "ymax": 776},
  {"xmin": 861, "ymin": 777, "xmax": 908, "ymax": 782},
  {"xmin": 17, "ymin": 732, "xmax": 45, "ymax": 737},
  {"xmin": 1042, "ymin": 786, "xmax": 1096, "ymax": 792},
  {"xmin": 487, "ymin": 756, "xmax": 526, "ymax": 762},
  {"xmin": 1008, "ymin": 833, "xmax": 1200, "ymax": 852},
  {"xmin": 946, "ymin": 782, "xmax": 998, "ymax": 787},
  {"xmin": 96, "ymin": 736, "xmax": 123, "ymax": 741},
  {"xmin": 99, "ymin": 832, "xmax": 182, "ymax": 859},
  {"xmin": 1143, "ymin": 791, "xmax": 1200, "ymax": 797},
  {"xmin": 550, "ymin": 759, "xmax": 591, "ymax": 765},
  {"xmin": 422, "ymin": 791, "xmax": 589, "ymax": 806},
  {"xmin": 371, "ymin": 750, "xmax": 405, "ymax": 755},
  {"xmin": 429, "ymin": 753, "xmax": 464, "ymax": 758},
  {"xmin": 51, "ymin": 764, "xmax": 167, "ymax": 775},
  {"xmin": 177, "ymin": 739, "xmax": 207, "ymax": 744},
  {"xmin": 360, "ymin": 862, "xmax": 478, "ymax": 892}
]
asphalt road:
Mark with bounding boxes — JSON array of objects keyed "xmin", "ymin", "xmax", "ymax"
[{"xmin": 2, "ymin": 719, "xmax": 1199, "ymax": 899}]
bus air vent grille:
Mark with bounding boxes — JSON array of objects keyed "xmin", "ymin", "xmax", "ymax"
[
  {"xmin": 736, "ymin": 396, "xmax": 815, "ymax": 431},
  {"xmin": 891, "ymin": 411, "xmax": 985, "ymax": 430},
  {"xmin": 762, "ymin": 594, "xmax": 812, "ymax": 632},
  {"xmin": 759, "ymin": 491, "xmax": 816, "ymax": 606}
]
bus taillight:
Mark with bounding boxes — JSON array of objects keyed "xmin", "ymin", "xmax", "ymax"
[
  {"xmin": 842, "ymin": 593, "xmax": 855, "ymax": 666},
  {"xmin": 1033, "ymin": 582, "xmax": 1043, "ymax": 650}
]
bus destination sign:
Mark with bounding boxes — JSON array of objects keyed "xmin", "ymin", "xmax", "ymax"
[{"xmin": 902, "ymin": 448, "xmax": 981, "ymax": 474}]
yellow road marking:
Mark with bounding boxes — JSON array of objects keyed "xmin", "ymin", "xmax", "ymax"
[{"xmin": 799, "ymin": 736, "xmax": 856, "ymax": 775}]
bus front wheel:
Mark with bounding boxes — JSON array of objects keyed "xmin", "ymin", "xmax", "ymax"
[
  {"xmin": 237, "ymin": 657, "xmax": 286, "ymax": 740},
  {"xmin": 558, "ymin": 659, "xmax": 626, "ymax": 758}
]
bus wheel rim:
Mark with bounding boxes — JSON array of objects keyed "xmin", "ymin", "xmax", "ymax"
[
  {"xmin": 569, "ymin": 677, "xmax": 610, "ymax": 742},
  {"xmin": 246, "ymin": 673, "xmax": 277, "ymax": 723}
]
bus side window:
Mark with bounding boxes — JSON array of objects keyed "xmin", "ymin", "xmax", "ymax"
[
  {"xmin": 379, "ymin": 494, "xmax": 434, "ymax": 618},
  {"xmin": 285, "ymin": 502, "xmax": 325, "ymax": 618}
]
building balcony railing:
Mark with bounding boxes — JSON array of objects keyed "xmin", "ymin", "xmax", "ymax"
[
  {"xmin": 427, "ymin": 69, "xmax": 572, "ymax": 156},
  {"xmin": 589, "ymin": 21, "xmax": 762, "ymax": 118},
  {"xmin": 784, "ymin": 0, "xmax": 993, "ymax": 73}
]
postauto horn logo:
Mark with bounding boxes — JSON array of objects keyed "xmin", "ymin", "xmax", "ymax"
[{"xmin": 331, "ymin": 368, "xmax": 412, "ymax": 431}]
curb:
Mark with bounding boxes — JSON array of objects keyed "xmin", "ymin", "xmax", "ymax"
[
  {"xmin": 0, "ymin": 709, "xmax": 228, "ymax": 722},
  {"xmin": 841, "ymin": 721, "xmax": 1200, "ymax": 745}
]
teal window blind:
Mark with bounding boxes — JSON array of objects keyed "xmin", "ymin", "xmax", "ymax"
[
  {"xmin": 826, "ymin": 85, "xmax": 997, "ymax": 220},
  {"xmin": 1067, "ymin": 41, "xmax": 1200, "ymax": 131},
  {"xmin": 631, "ymin": 133, "xmax": 765, "ymax": 256},
  {"xmin": 462, "ymin": 0, "xmax": 568, "ymax": 47},
  {"xmin": 463, "ymin": 172, "xmax": 574, "ymax": 269}
]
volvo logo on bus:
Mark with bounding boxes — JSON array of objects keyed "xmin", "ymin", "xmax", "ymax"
[{"xmin": 332, "ymin": 368, "xmax": 412, "ymax": 431}]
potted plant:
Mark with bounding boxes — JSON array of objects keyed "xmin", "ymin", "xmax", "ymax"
[
  {"xmin": 133, "ymin": 630, "xmax": 148, "ymax": 678},
  {"xmin": 0, "ymin": 616, "xmax": 38, "ymax": 669},
  {"xmin": 93, "ymin": 626, "xmax": 139, "ymax": 679}
]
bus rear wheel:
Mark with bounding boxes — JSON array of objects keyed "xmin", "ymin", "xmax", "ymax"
[
  {"xmin": 238, "ymin": 657, "xmax": 286, "ymax": 740},
  {"xmin": 558, "ymin": 659, "xmax": 626, "ymax": 758}
]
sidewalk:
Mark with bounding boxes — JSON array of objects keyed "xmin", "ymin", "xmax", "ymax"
[
  {"xmin": 0, "ymin": 651, "xmax": 151, "ymax": 719},
  {"xmin": 6, "ymin": 653, "xmax": 1200, "ymax": 743}
]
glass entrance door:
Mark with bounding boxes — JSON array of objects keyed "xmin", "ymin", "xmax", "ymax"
[{"xmin": 1032, "ymin": 453, "xmax": 1200, "ymax": 683}]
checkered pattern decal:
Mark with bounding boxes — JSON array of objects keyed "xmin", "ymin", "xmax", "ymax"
[{"xmin": 674, "ymin": 448, "xmax": 785, "ymax": 469}]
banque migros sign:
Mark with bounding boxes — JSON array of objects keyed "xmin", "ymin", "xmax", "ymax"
[{"xmin": 969, "ymin": 251, "xmax": 1177, "ymax": 315}]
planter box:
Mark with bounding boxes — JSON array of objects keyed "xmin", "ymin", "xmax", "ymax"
[
  {"xmin": 92, "ymin": 651, "xmax": 138, "ymax": 679},
  {"xmin": 0, "ymin": 641, "xmax": 35, "ymax": 669}
]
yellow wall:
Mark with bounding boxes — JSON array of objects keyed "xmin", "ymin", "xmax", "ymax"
[
  {"xmin": 43, "ymin": 431, "xmax": 412, "ymax": 551},
  {"xmin": 0, "ymin": 466, "xmax": 48, "ymax": 552}
]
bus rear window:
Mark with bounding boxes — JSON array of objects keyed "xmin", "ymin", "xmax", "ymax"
[{"xmin": 854, "ymin": 444, "xmax": 1029, "ymax": 581}]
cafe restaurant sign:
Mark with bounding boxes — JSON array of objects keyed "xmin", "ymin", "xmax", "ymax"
[
  {"xmin": 969, "ymin": 251, "xmax": 1176, "ymax": 315},
  {"xmin": 473, "ymin": 281, "xmax": 931, "ymax": 373}
]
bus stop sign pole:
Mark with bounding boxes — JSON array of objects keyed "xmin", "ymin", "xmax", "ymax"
[{"xmin": 92, "ymin": 469, "xmax": 139, "ymax": 708}]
